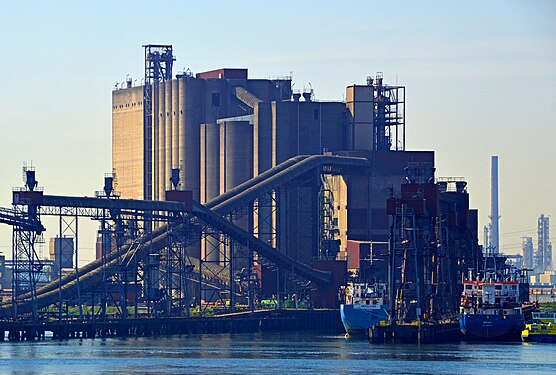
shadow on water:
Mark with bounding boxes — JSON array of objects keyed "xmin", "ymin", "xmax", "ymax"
[{"xmin": 0, "ymin": 331, "xmax": 555, "ymax": 374}]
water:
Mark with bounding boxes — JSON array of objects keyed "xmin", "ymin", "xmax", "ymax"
[{"xmin": 0, "ymin": 332, "xmax": 555, "ymax": 374}]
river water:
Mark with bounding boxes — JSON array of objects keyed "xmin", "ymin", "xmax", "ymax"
[{"xmin": 0, "ymin": 332, "xmax": 554, "ymax": 374}]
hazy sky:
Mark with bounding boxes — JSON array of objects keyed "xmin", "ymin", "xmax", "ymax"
[{"xmin": 0, "ymin": 0, "xmax": 554, "ymax": 263}]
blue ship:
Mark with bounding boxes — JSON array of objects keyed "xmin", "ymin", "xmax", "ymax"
[
  {"xmin": 459, "ymin": 311, "xmax": 524, "ymax": 340},
  {"xmin": 459, "ymin": 276, "xmax": 529, "ymax": 341},
  {"xmin": 340, "ymin": 283, "xmax": 389, "ymax": 336}
]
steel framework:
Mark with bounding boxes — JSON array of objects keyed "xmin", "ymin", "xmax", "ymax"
[
  {"xmin": 143, "ymin": 44, "xmax": 175, "ymax": 201},
  {"xmin": 2, "ymin": 155, "xmax": 369, "ymax": 321},
  {"xmin": 370, "ymin": 72, "xmax": 406, "ymax": 151},
  {"xmin": 11, "ymin": 168, "xmax": 45, "ymax": 322}
]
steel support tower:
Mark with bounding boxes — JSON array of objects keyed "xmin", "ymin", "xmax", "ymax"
[
  {"xmin": 11, "ymin": 167, "xmax": 45, "ymax": 321},
  {"xmin": 143, "ymin": 45, "xmax": 175, "ymax": 202},
  {"xmin": 371, "ymin": 72, "xmax": 406, "ymax": 151}
]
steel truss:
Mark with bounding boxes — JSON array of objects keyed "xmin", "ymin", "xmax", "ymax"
[
  {"xmin": 5, "ymin": 156, "xmax": 370, "ymax": 321},
  {"xmin": 51, "ymin": 213, "xmax": 82, "ymax": 322},
  {"xmin": 390, "ymin": 205, "xmax": 420, "ymax": 323},
  {"xmin": 11, "ymin": 169, "xmax": 45, "ymax": 322},
  {"xmin": 12, "ymin": 219, "xmax": 44, "ymax": 321},
  {"xmin": 389, "ymin": 196, "xmax": 461, "ymax": 324},
  {"xmin": 143, "ymin": 44, "xmax": 174, "ymax": 201}
]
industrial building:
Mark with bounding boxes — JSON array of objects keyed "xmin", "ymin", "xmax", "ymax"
[
  {"xmin": 535, "ymin": 214, "xmax": 552, "ymax": 273},
  {"xmin": 0, "ymin": 45, "xmax": 483, "ymax": 326},
  {"xmin": 522, "ymin": 236, "xmax": 534, "ymax": 270},
  {"xmin": 112, "ymin": 47, "xmax": 410, "ymax": 269},
  {"xmin": 49, "ymin": 236, "xmax": 74, "ymax": 276},
  {"xmin": 110, "ymin": 45, "xmax": 481, "ymax": 316},
  {"xmin": 112, "ymin": 46, "xmax": 408, "ymax": 259}
]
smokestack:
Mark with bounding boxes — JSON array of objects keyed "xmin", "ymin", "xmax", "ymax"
[{"xmin": 490, "ymin": 155, "xmax": 499, "ymax": 255}]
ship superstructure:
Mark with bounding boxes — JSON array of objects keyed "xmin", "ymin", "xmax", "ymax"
[
  {"xmin": 340, "ymin": 282, "xmax": 389, "ymax": 336},
  {"xmin": 459, "ymin": 264, "xmax": 531, "ymax": 340}
]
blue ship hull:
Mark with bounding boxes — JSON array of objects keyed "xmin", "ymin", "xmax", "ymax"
[
  {"xmin": 459, "ymin": 313, "xmax": 524, "ymax": 341},
  {"xmin": 340, "ymin": 304, "xmax": 388, "ymax": 336}
]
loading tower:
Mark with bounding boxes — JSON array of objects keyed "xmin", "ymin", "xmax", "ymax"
[{"xmin": 143, "ymin": 45, "xmax": 175, "ymax": 202}]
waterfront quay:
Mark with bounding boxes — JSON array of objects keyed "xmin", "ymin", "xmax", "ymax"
[
  {"xmin": 0, "ymin": 309, "xmax": 343, "ymax": 342},
  {"xmin": 369, "ymin": 322, "xmax": 462, "ymax": 344}
]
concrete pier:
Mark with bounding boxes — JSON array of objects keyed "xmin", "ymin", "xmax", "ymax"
[
  {"xmin": 0, "ymin": 309, "xmax": 343, "ymax": 342},
  {"xmin": 369, "ymin": 322, "xmax": 461, "ymax": 344}
]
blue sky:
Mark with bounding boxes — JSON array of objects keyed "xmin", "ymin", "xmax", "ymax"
[{"xmin": 0, "ymin": 0, "xmax": 555, "ymax": 262}]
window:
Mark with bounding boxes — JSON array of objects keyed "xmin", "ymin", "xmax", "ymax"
[{"xmin": 212, "ymin": 93, "xmax": 220, "ymax": 107}]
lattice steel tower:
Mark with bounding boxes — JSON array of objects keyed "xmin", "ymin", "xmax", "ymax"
[{"xmin": 143, "ymin": 45, "xmax": 175, "ymax": 201}]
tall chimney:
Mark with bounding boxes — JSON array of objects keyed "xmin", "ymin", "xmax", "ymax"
[{"xmin": 490, "ymin": 155, "xmax": 499, "ymax": 255}]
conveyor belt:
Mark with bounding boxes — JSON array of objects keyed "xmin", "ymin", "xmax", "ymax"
[{"xmin": 1, "ymin": 155, "xmax": 368, "ymax": 317}]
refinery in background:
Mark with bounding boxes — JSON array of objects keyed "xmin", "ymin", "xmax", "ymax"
[{"xmin": 482, "ymin": 156, "xmax": 553, "ymax": 301}]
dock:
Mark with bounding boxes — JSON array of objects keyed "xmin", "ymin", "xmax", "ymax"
[
  {"xmin": 369, "ymin": 321, "xmax": 462, "ymax": 344},
  {"xmin": 0, "ymin": 309, "xmax": 344, "ymax": 341}
]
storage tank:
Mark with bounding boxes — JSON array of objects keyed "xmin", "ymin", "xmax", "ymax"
[
  {"xmin": 165, "ymin": 80, "xmax": 173, "ymax": 192},
  {"xmin": 220, "ymin": 120, "xmax": 253, "ymax": 266},
  {"xmin": 179, "ymin": 77, "xmax": 203, "ymax": 200},
  {"xmin": 171, "ymin": 79, "xmax": 180, "ymax": 172},
  {"xmin": 50, "ymin": 236, "xmax": 74, "ymax": 277},
  {"xmin": 253, "ymin": 102, "xmax": 272, "ymax": 176},
  {"xmin": 178, "ymin": 77, "xmax": 204, "ymax": 260},
  {"xmin": 253, "ymin": 102, "xmax": 273, "ymax": 248},
  {"xmin": 200, "ymin": 123, "xmax": 221, "ymax": 263},
  {"xmin": 200, "ymin": 123, "xmax": 220, "ymax": 203},
  {"xmin": 158, "ymin": 81, "xmax": 166, "ymax": 200},
  {"xmin": 219, "ymin": 121, "xmax": 253, "ymax": 192},
  {"xmin": 152, "ymin": 81, "xmax": 159, "ymax": 201}
]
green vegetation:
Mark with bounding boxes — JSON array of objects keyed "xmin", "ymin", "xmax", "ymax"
[{"xmin": 539, "ymin": 302, "xmax": 556, "ymax": 312}]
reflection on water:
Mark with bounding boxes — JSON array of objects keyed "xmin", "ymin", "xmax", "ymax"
[{"xmin": 0, "ymin": 332, "xmax": 555, "ymax": 374}]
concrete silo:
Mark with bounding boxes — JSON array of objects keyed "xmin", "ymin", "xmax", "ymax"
[
  {"xmin": 171, "ymin": 79, "xmax": 180, "ymax": 173},
  {"xmin": 219, "ymin": 120, "xmax": 253, "ymax": 193},
  {"xmin": 178, "ymin": 76, "xmax": 204, "ymax": 201},
  {"xmin": 219, "ymin": 120, "xmax": 253, "ymax": 267},
  {"xmin": 200, "ymin": 123, "xmax": 221, "ymax": 263},
  {"xmin": 164, "ymin": 80, "xmax": 173, "ymax": 192}
]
